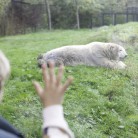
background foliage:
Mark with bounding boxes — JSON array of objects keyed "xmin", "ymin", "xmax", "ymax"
[{"xmin": 0, "ymin": 0, "xmax": 138, "ymax": 35}]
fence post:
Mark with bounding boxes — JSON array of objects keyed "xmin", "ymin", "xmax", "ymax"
[
  {"xmin": 132, "ymin": 13, "xmax": 135, "ymax": 21},
  {"xmin": 114, "ymin": 13, "xmax": 116, "ymax": 25},
  {"xmin": 90, "ymin": 14, "xmax": 93, "ymax": 28},
  {"xmin": 126, "ymin": 11, "xmax": 129, "ymax": 22},
  {"xmin": 101, "ymin": 13, "xmax": 104, "ymax": 26}
]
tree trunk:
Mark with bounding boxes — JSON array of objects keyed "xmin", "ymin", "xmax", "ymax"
[
  {"xmin": 74, "ymin": 0, "xmax": 80, "ymax": 29},
  {"xmin": 44, "ymin": 0, "xmax": 52, "ymax": 30}
]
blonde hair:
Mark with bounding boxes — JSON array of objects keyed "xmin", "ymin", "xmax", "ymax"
[{"xmin": 0, "ymin": 50, "xmax": 10, "ymax": 101}]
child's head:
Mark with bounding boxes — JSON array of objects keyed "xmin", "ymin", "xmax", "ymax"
[{"xmin": 0, "ymin": 50, "xmax": 10, "ymax": 102}]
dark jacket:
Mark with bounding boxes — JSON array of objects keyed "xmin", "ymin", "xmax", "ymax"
[{"xmin": 0, "ymin": 116, "xmax": 24, "ymax": 138}]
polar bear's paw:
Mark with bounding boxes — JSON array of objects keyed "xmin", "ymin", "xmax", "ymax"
[{"xmin": 116, "ymin": 61, "xmax": 127, "ymax": 69}]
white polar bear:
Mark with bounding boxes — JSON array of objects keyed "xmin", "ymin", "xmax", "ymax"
[{"xmin": 37, "ymin": 42, "xmax": 127, "ymax": 69}]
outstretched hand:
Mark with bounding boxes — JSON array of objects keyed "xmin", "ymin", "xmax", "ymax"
[{"xmin": 33, "ymin": 62, "xmax": 73, "ymax": 108}]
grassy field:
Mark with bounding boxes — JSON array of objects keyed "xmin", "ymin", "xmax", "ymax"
[{"xmin": 0, "ymin": 22, "xmax": 138, "ymax": 138}]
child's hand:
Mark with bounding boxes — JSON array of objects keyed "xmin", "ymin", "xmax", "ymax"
[{"xmin": 33, "ymin": 62, "xmax": 73, "ymax": 107}]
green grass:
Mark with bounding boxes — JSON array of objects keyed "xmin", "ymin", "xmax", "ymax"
[{"xmin": 0, "ymin": 22, "xmax": 138, "ymax": 138}]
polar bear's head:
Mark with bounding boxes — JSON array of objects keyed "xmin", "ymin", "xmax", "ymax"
[
  {"xmin": 118, "ymin": 45, "xmax": 128, "ymax": 61},
  {"xmin": 106, "ymin": 43, "xmax": 127, "ymax": 61}
]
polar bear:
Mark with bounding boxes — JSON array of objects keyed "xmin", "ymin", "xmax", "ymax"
[{"xmin": 37, "ymin": 42, "xmax": 127, "ymax": 69}]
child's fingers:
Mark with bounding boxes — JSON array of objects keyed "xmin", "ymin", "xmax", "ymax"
[
  {"xmin": 49, "ymin": 62, "xmax": 56, "ymax": 83},
  {"xmin": 42, "ymin": 64, "xmax": 49, "ymax": 86},
  {"xmin": 62, "ymin": 76, "xmax": 73, "ymax": 93},
  {"xmin": 56, "ymin": 65, "xmax": 64, "ymax": 86},
  {"xmin": 33, "ymin": 81, "xmax": 43, "ymax": 98}
]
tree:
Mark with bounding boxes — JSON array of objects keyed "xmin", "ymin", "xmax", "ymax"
[
  {"xmin": 44, "ymin": 0, "xmax": 52, "ymax": 30},
  {"xmin": 0, "ymin": 0, "xmax": 10, "ymax": 16},
  {"xmin": 48, "ymin": 0, "xmax": 104, "ymax": 29},
  {"xmin": 0, "ymin": 0, "xmax": 10, "ymax": 35},
  {"xmin": 72, "ymin": 0, "xmax": 104, "ymax": 28},
  {"xmin": 100, "ymin": 0, "xmax": 127, "ymax": 13},
  {"xmin": 74, "ymin": 0, "xmax": 80, "ymax": 29}
]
